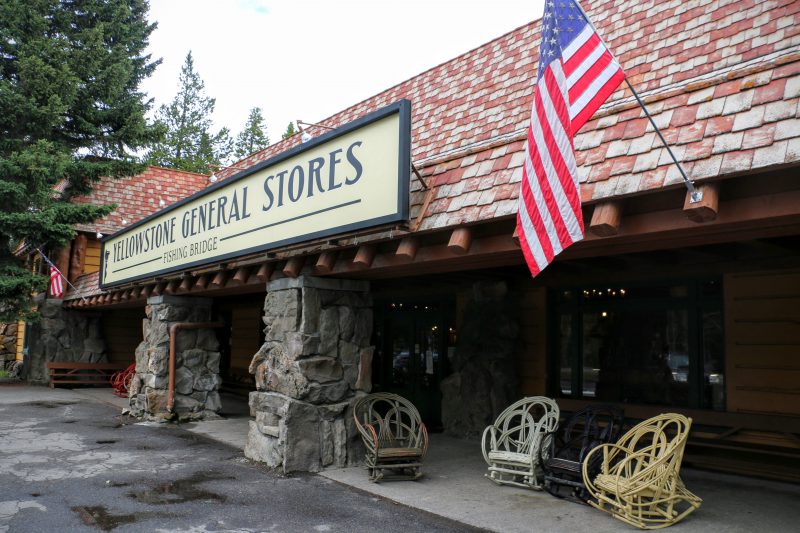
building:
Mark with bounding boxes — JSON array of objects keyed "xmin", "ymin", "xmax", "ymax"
[{"xmin": 36, "ymin": 0, "xmax": 800, "ymax": 480}]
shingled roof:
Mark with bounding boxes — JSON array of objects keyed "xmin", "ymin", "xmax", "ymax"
[
  {"xmin": 222, "ymin": 0, "xmax": 800, "ymax": 233},
  {"xmin": 72, "ymin": 166, "xmax": 210, "ymax": 235}
]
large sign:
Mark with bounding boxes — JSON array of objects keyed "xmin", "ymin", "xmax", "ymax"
[{"xmin": 100, "ymin": 100, "xmax": 410, "ymax": 288}]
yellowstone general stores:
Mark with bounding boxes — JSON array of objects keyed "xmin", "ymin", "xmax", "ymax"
[
  {"xmin": 101, "ymin": 104, "xmax": 408, "ymax": 287},
  {"xmin": 14, "ymin": 0, "xmax": 800, "ymax": 487}
]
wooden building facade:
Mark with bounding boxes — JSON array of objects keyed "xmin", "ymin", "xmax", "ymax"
[{"xmin": 48, "ymin": 0, "xmax": 800, "ymax": 479}]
